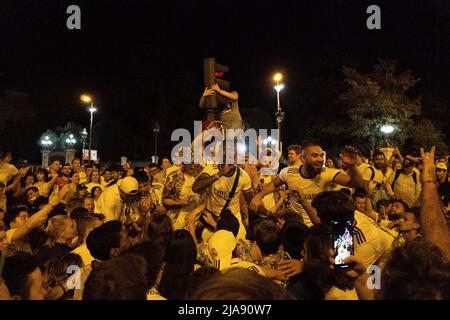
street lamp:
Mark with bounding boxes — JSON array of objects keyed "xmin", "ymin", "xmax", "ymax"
[
  {"xmin": 379, "ymin": 124, "xmax": 395, "ymax": 149},
  {"xmin": 80, "ymin": 94, "xmax": 97, "ymax": 163},
  {"xmin": 273, "ymin": 73, "xmax": 285, "ymax": 155},
  {"xmin": 153, "ymin": 121, "xmax": 160, "ymax": 164},
  {"xmin": 81, "ymin": 128, "xmax": 88, "ymax": 165},
  {"xmin": 380, "ymin": 125, "xmax": 395, "ymax": 134},
  {"xmin": 40, "ymin": 135, "xmax": 54, "ymax": 149}
]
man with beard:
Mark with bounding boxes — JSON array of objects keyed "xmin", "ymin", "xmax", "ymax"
[
  {"xmin": 55, "ymin": 163, "xmax": 72, "ymax": 189},
  {"xmin": 250, "ymin": 143, "xmax": 364, "ymax": 227},
  {"xmin": 365, "ymin": 150, "xmax": 392, "ymax": 204}
]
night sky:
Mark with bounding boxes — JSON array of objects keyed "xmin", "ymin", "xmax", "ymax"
[{"xmin": 1, "ymin": 0, "xmax": 449, "ymax": 162}]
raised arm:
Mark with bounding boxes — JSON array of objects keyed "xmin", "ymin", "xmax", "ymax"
[
  {"xmin": 10, "ymin": 189, "xmax": 60, "ymax": 242},
  {"xmin": 419, "ymin": 146, "xmax": 450, "ymax": 261},
  {"xmin": 192, "ymin": 172, "xmax": 222, "ymax": 194},
  {"xmin": 249, "ymin": 176, "xmax": 284, "ymax": 212},
  {"xmin": 334, "ymin": 146, "xmax": 364, "ymax": 189}
]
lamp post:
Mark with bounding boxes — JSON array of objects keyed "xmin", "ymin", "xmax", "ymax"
[
  {"xmin": 80, "ymin": 95, "xmax": 97, "ymax": 163},
  {"xmin": 153, "ymin": 121, "xmax": 160, "ymax": 164},
  {"xmin": 81, "ymin": 128, "xmax": 88, "ymax": 165},
  {"xmin": 273, "ymin": 73, "xmax": 285, "ymax": 156},
  {"xmin": 64, "ymin": 133, "xmax": 77, "ymax": 164},
  {"xmin": 380, "ymin": 124, "xmax": 395, "ymax": 146},
  {"xmin": 39, "ymin": 134, "xmax": 55, "ymax": 169}
]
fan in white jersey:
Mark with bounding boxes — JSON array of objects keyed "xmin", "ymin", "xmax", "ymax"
[{"xmin": 250, "ymin": 143, "xmax": 365, "ymax": 227}]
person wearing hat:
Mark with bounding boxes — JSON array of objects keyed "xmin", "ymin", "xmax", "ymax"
[
  {"xmin": 436, "ymin": 162, "xmax": 450, "ymax": 209},
  {"xmin": 95, "ymin": 176, "xmax": 140, "ymax": 222},
  {"xmin": 206, "ymin": 229, "xmax": 265, "ymax": 275}
]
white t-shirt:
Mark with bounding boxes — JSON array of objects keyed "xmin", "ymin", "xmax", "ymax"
[
  {"xmin": 228, "ymin": 258, "xmax": 266, "ymax": 276},
  {"xmin": 0, "ymin": 163, "xmax": 18, "ymax": 185},
  {"xmin": 147, "ymin": 287, "xmax": 166, "ymax": 300},
  {"xmin": 387, "ymin": 169, "xmax": 421, "ymax": 208},
  {"xmin": 71, "ymin": 244, "xmax": 95, "ymax": 266},
  {"xmin": 95, "ymin": 184, "xmax": 136, "ymax": 222},
  {"xmin": 34, "ymin": 182, "xmax": 51, "ymax": 197},
  {"xmin": 200, "ymin": 165, "xmax": 251, "ymax": 239},
  {"xmin": 279, "ymin": 165, "xmax": 342, "ymax": 227},
  {"xmin": 353, "ymin": 210, "xmax": 395, "ymax": 269},
  {"xmin": 201, "ymin": 165, "xmax": 251, "ymax": 219},
  {"xmin": 261, "ymin": 175, "xmax": 277, "ymax": 211}
]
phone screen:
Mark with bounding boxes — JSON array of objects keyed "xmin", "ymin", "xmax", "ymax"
[{"xmin": 332, "ymin": 220, "xmax": 354, "ymax": 269}]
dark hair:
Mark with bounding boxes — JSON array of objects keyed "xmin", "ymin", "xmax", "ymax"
[
  {"xmin": 25, "ymin": 186, "xmax": 39, "ymax": 195},
  {"xmin": 281, "ymin": 221, "xmax": 308, "ymax": 259},
  {"xmin": 76, "ymin": 213, "xmax": 101, "ymax": 244},
  {"xmin": 120, "ymin": 241, "xmax": 163, "ymax": 290},
  {"xmin": 278, "ymin": 209, "xmax": 303, "ymax": 225},
  {"xmin": 4, "ymin": 205, "xmax": 28, "ymax": 228},
  {"xmin": 379, "ymin": 239, "xmax": 450, "ymax": 300},
  {"xmin": 86, "ymin": 221, "xmax": 123, "ymax": 261},
  {"xmin": 287, "ymin": 145, "xmax": 301, "ymax": 155},
  {"xmin": 216, "ymin": 209, "xmax": 239, "ymax": 237},
  {"xmin": 191, "ymin": 268, "xmax": 295, "ymax": 300},
  {"xmin": 301, "ymin": 141, "xmax": 321, "ymax": 154},
  {"xmin": 392, "ymin": 199, "xmax": 410, "ymax": 212},
  {"xmin": 71, "ymin": 158, "xmax": 81, "ymax": 164},
  {"xmin": 147, "ymin": 163, "xmax": 159, "ymax": 169},
  {"xmin": 159, "ymin": 230, "xmax": 197, "ymax": 300},
  {"xmin": 83, "ymin": 254, "xmax": 148, "ymax": 300},
  {"xmin": 311, "ymin": 191, "xmax": 355, "ymax": 225},
  {"xmin": 133, "ymin": 170, "xmax": 149, "ymax": 184},
  {"xmin": 373, "ymin": 150, "xmax": 386, "ymax": 159},
  {"xmin": 303, "ymin": 225, "xmax": 354, "ymax": 294},
  {"xmin": 69, "ymin": 207, "xmax": 89, "ymax": 221},
  {"xmin": 352, "ymin": 192, "xmax": 367, "ymax": 201},
  {"xmin": 3, "ymin": 253, "xmax": 41, "ymax": 299},
  {"xmin": 146, "ymin": 214, "xmax": 173, "ymax": 256},
  {"xmin": 36, "ymin": 168, "xmax": 49, "ymax": 181},
  {"xmin": 70, "ymin": 171, "xmax": 79, "ymax": 178},
  {"xmin": 90, "ymin": 186, "xmax": 102, "ymax": 196},
  {"xmin": 186, "ymin": 266, "xmax": 220, "ymax": 298},
  {"xmin": 47, "ymin": 253, "xmax": 83, "ymax": 299},
  {"xmin": 253, "ymin": 219, "xmax": 281, "ymax": 256}
]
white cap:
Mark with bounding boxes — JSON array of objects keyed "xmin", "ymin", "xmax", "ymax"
[
  {"xmin": 207, "ymin": 230, "xmax": 237, "ymax": 270},
  {"xmin": 117, "ymin": 176, "xmax": 139, "ymax": 194}
]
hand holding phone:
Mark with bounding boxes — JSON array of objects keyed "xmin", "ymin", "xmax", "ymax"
[{"xmin": 332, "ymin": 220, "xmax": 354, "ymax": 269}]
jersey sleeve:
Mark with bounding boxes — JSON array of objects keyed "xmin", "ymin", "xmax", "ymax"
[
  {"xmin": 240, "ymin": 170, "xmax": 252, "ymax": 192},
  {"xmin": 362, "ymin": 167, "xmax": 374, "ymax": 181},
  {"xmin": 278, "ymin": 167, "xmax": 289, "ymax": 184},
  {"xmin": 200, "ymin": 164, "xmax": 219, "ymax": 177}
]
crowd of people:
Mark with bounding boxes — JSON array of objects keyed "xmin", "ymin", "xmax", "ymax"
[{"xmin": 0, "ymin": 139, "xmax": 449, "ymax": 300}]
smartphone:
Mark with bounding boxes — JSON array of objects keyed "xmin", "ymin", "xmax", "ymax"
[{"xmin": 332, "ymin": 220, "xmax": 354, "ymax": 269}]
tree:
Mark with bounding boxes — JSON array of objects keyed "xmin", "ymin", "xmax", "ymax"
[{"xmin": 337, "ymin": 60, "xmax": 447, "ymax": 154}]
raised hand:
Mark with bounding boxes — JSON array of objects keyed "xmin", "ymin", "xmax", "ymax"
[
  {"xmin": 202, "ymin": 87, "xmax": 215, "ymax": 97},
  {"xmin": 49, "ymin": 186, "xmax": 60, "ymax": 207},
  {"xmin": 419, "ymin": 146, "xmax": 436, "ymax": 183},
  {"xmin": 340, "ymin": 145, "xmax": 359, "ymax": 167},
  {"xmin": 211, "ymin": 84, "xmax": 220, "ymax": 92}
]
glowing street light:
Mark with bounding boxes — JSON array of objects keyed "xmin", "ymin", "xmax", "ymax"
[
  {"xmin": 65, "ymin": 134, "xmax": 77, "ymax": 146},
  {"xmin": 380, "ymin": 125, "xmax": 395, "ymax": 134},
  {"xmin": 273, "ymin": 72, "xmax": 285, "ymax": 155},
  {"xmin": 80, "ymin": 94, "xmax": 97, "ymax": 162},
  {"xmin": 40, "ymin": 135, "xmax": 53, "ymax": 148}
]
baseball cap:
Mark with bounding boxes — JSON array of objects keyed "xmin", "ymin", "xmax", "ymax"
[
  {"xmin": 117, "ymin": 176, "xmax": 139, "ymax": 194},
  {"xmin": 436, "ymin": 163, "xmax": 447, "ymax": 171},
  {"xmin": 207, "ymin": 230, "xmax": 237, "ymax": 270}
]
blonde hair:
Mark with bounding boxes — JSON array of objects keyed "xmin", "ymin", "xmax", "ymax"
[{"xmin": 45, "ymin": 215, "xmax": 71, "ymax": 247}]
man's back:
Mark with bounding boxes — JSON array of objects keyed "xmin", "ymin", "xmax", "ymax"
[{"xmin": 354, "ymin": 210, "xmax": 395, "ymax": 268}]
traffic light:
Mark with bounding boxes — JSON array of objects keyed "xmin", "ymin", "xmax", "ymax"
[{"xmin": 202, "ymin": 57, "xmax": 230, "ymax": 110}]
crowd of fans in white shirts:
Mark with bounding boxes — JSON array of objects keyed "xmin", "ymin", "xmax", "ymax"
[{"xmin": 0, "ymin": 141, "xmax": 449, "ymax": 300}]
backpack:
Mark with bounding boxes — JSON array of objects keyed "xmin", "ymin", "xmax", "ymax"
[{"xmin": 392, "ymin": 169, "xmax": 417, "ymax": 188}]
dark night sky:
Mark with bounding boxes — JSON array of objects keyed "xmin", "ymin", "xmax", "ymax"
[{"xmin": 0, "ymin": 0, "xmax": 449, "ymax": 162}]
